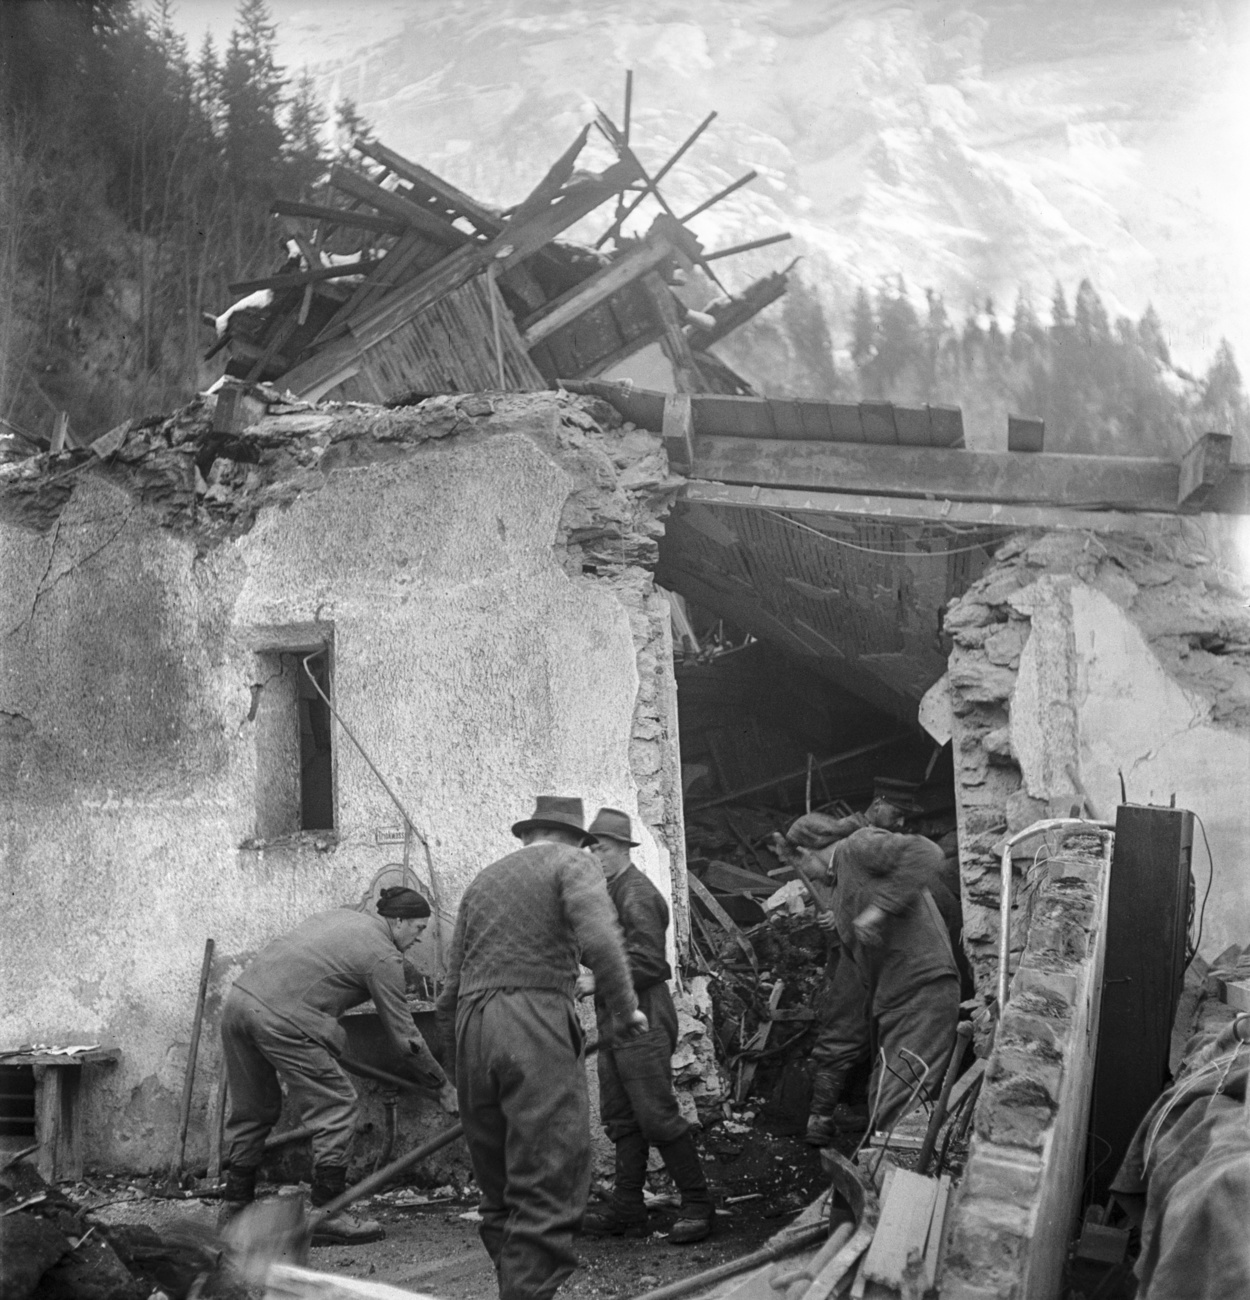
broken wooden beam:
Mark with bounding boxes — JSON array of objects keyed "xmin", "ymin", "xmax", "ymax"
[
  {"xmin": 690, "ymin": 435, "xmax": 1190, "ymax": 512},
  {"xmin": 662, "ymin": 393, "xmax": 695, "ymax": 472},
  {"xmin": 595, "ymin": 111, "xmax": 717, "ymax": 249},
  {"xmin": 679, "ymin": 170, "xmax": 759, "ymax": 223},
  {"xmin": 352, "ymin": 138, "xmax": 503, "ymax": 237},
  {"xmin": 228, "ymin": 261, "xmax": 381, "ymax": 296},
  {"xmin": 279, "ymin": 155, "xmax": 642, "ymax": 398},
  {"xmin": 1177, "ymin": 430, "xmax": 1233, "ymax": 509},
  {"xmin": 519, "ymin": 224, "xmax": 687, "ymax": 348},
  {"xmin": 704, "ymin": 232, "xmax": 793, "ymax": 262},
  {"xmin": 271, "ymin": 199, "xmax": 406, "ymax": 237},
  {"xmin": 329, "ymin": 164, "xmax": 472, "ymax": 249}
]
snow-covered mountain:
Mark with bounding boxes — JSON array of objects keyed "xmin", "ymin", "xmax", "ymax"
[{"xmin": 186, "ymin": 0, "xmax": 1250, "ymax": 387}]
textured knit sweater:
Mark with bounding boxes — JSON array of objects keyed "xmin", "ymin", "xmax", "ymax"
[{"xmin": 436, "ymin": 842, "xmax": 638, "ymax": 1040}]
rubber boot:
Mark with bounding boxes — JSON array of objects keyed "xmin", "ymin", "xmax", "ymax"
[
  {"xmin": 582, "ymin": 1133, "xmax": 650, "ymax": 1237},
  {"xmin": 805, "ymin": 1068, "xmax": 846, "ymax": 1147},
  {"xmin": 309, "ymin": 1165, "xmax": 385, "ymax": 1246},
  {"xmin": 216, "ymin": 1164, "xmax": 257, "ymax": 1231},
  {"xmin": 657, "ymin": 1131, "xmax": 713, "ymax": 1245}
]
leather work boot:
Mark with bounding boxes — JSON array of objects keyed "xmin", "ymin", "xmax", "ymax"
[
  {"xmin": 583, "ymin": 1133, "xmax": 650, "ymax": 1237},
  {"xmin": 216, "ymin": 1163, "xmax": 258, "ymax": 1231},
  {"xmin": 309, "ymin": 1166, "xmax": 385, "ymax": 1246},
  {"xmin": 805, "ymin": 1068, "xmax": 846, "ymax": 1147},
  {"xmin": 657, "ymin": 1131, "xmax": 714, "ymax": 1245}
]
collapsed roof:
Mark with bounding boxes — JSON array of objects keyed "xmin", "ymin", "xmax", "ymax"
[{"xmin": 208, "ymin": 117, "xmax": 794, "ymax": 404}]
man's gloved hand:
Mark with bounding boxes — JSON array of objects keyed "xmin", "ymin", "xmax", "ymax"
[
  {"xmin": 575, "ymin": 972, "xmax": 596, "ymax": 1000},
  {"xmin": 409, "ymin": 1039, "xmax": 448, "ymax": 1090},
  {"xmin": 438, "ymin": 1081, "xmax": 459, "ymax": 1115},
  {"xmin": 852, "ymin": 903, "xmax": 887, "ymax": 948},
  {"xmin": 620, "ymin": 1009, "xmax": 649, "ymax": 1039}
]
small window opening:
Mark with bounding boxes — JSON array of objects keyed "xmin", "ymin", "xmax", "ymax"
[
  {"xmin": 299, "ymin": 652, "xmax": 334, "ymax": 830},
  {"xmin": 254, "ymin": 645, "xmax": 334, "ymax": 840}
]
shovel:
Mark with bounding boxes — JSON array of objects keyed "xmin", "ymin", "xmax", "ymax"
[{"xmin": 223, "ymin": 1041, "xmax": 602, "ymax": 1278}]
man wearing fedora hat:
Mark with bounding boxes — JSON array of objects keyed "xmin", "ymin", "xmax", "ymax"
[
  {"xmin": 436, "ymin": 795, "xmax": 646, "ymax": 1300},
  {"xmin": 578, "ymin": 808, "xmax": 714, "ymax": 1245}
]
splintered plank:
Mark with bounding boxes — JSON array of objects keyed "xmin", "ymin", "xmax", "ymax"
[
  {"xmin": 923, "ymin": 1174, "xmax": 952, "ymax": 1288},
  {"xmin": 330, "ymin": 165, "xmax": 471, "ymax": 249},
  {"xmin": 860, "ymin": 1169, "xmax": 940, "ymax": 1289},
  {"xmin": 353, "ymin": 138, "xmax": 503, "ymax": 237},
  {"xmin": 280, "ymin": 156, "xmax": 640, "ymax": 398},
  {"xmin": 271, "ymin": 198, "xmax": 406, "ymax": 236}
]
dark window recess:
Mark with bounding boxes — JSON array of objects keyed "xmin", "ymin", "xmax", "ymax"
[
  {"xmin": 254, "ymin": 647, "xmax": 335, "ymax": 839},
  {"xmin": 0, "ymin": 1064, "xmax": 36, "ymax": 1138},
  {"xmin": 299, "ymin": 653, "xmax": 334, "ymax": 830}
]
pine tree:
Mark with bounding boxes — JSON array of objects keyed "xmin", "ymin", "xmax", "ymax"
[
  {"xmin": 1199, "ymin": 339, "xmax": 1248, "ymax": 435},
  {"xmin": 850, "ymin": 285, "xmax": 877, "ymax": 374},
  {"xmin": 284, "ymin": 70, "xmax": 327, "ymax": 199},
  {"xmin": 221, "ymin": 0, "xmax": 285, "ymax": 196}
]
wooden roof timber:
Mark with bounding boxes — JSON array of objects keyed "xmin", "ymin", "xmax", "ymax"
[
  {"xmin": 569, "ymin": 384, "xmax": 1248, "ymax": 516},
  {"xmin": 329, "ymin": 165, "xmax": 473, "ymax": 249},
  {"xmin": 686, "ymin": 268, "xmax": 790, "ymax": 352},
  {"xmin": 352, "ymin": 138, "xmax": 504, "ymax": 238},
  {"xmin": 271, "ymin": 198, "xmax": 406, "ymax": 237},
  {"xmin": 519, "ymin": 216, "xmax": 701, "ymax": 348},
  {"xmin": 278, "ymin": 155, "xmax": 643, "ymax": 398},
  {"xmin": 688, "ymin": 431, "xmax": 1247, "ymax": 513}
]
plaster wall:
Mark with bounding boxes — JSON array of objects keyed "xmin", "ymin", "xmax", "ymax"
[{"xmin": 0, "ymin": 394, "xmax": 685, "ymax": 1173}]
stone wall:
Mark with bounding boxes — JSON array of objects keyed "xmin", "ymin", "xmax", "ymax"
[
  {"xmin": 0, "ymin": 389, "xmax": 686, "ymax": 1173},
  {"xmin": 943, "ymin": 828, "xmax": 1112, "ymax": 1300},
  {"xmin": 926, "ymin": 525, "xmax": 1250, "ymax": 995}
]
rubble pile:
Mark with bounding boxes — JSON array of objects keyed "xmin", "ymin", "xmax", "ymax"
[{"xmin": 0, "ymin": 1160, "xmax": 232, "ymax": 1300}]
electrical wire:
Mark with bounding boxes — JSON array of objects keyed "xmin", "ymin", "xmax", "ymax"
[
  {"xmin": 1187, "ymin": 813, "xmax": 1216, "ymax": 967},
  {"xmin": 300, "ymin": 654, "xmax": 449, "ymax": 976},
  {"xmin": 761, "ymin": 508, "xmax": 999, "ymax": 558}
]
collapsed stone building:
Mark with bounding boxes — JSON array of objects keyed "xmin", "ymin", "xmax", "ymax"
[
  {"xmin": 4, "ymin": 112, "xmax": 1250, "ymax": 1300},
  {"xmin": 2, "ymin": 374, "xmax": 1248, "ymax": 1296}
]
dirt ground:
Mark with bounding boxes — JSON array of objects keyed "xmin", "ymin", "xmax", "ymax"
[{"xmin": 83, "ymin": 1124, "xmax": 835, "ymax": 1300}]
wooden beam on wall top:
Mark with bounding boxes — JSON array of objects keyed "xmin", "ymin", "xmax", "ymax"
[{"xmin": 1177, "ymin": 431, "xmax": 1233, "ymax": 509}]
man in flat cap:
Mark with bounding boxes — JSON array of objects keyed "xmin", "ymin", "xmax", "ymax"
[
  {"xmin": 579, "ymin": 808, "xmax": 714, "ymax": 1244},
  {"xmin": 219, "ymin": 886, "xmax": 445, "ymax": 1242},
  {"xmin": 436, "ymin": 796, "xmax": 646, "ymax": 1300}
]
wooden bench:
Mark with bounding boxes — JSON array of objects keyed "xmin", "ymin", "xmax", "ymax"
[{"xmin": 0, "ymin": 1047, "xmax": 120, "ymax": 1183}]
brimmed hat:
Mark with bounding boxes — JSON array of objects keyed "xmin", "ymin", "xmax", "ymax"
[
  {"xmin": 512, "ymin": 795, "xmax": 595, "ymax": 847},
  {"xmin": 588, "ymin": 807, "xmax": 639, "ymax": 847}
]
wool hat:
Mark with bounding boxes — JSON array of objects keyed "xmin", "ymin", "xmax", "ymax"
[
  {"xmin": 376, "ymin": 885, "xmax": 430, "ymax": 918},
  {"xmin": 511, "ymin": 795, "xmax": 595, "ymax": 847},
  {"xmin": 587, "ymin": 807, "xmax": 639, "ymax": 847}
]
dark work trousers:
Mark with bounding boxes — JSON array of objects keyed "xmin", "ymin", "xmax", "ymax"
[
  {"xmin": 221, "ymin": 987, "xmax": 357, "ymax": 1170},
  {"xmin": 597, "ymin": 983, "xmax": 687, "ymax": 1145},
  {"xmin": 812, "ymin": 958, "xmax": 960, "ymax": 1128},
  {"xmin": 456, "ymin": 988, "xmax": 590, "ymax": 1300}
]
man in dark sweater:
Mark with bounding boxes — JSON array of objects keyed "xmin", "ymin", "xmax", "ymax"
[
  {"xmin": 578, "ymin": 808, "xmax": 714, "ymax": 1245},
  {"xmin": 219, "ymin": 886, "xmax": 445, "ymax": 1242},
  {"xmin": 436, "ymin": 796, "xmax": 646, "ymax": 1300},
  {"xmin": 786, "ymin": 811, "xmax": 962, "ymax": 1144}
]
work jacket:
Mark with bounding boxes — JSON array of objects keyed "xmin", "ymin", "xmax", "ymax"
[
  {"xmin": 829, "ymin": 828, "xmax": 960, "ymax": 1009},
  {"xmin": 596, "ymin": 862, "xmax": 677, "ymax": 1043},
  {"xmin": 235, "ymin": 907, "xmax": 432, "ymax": 1069}
]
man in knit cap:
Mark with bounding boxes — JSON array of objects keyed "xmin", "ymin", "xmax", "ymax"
[
  {"xmin": 219, "ymin": 886, "xmax": 445, "ymax": 1243},
  {"xmin": 437, "ymin": 796, "xmax": 646, "ymax": 1300},
  {"xmin": 578, "ymin": 808, "xmax": 714, "ymax": 1245}
]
